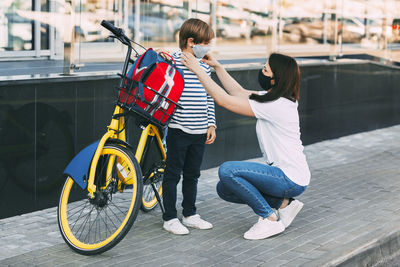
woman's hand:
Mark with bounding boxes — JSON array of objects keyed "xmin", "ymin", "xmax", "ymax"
[
  {"xmin": 205, "ymin": 126, "xmax": 216, "ymax": 144},
  {"xmin": 154, "ymin": 48, "xmax": 171, "ymax": 60},
  {"xmin": 181, "ymin": 52, "xmax": 203, "ymax": 74},
  {"xmin": 201, "ymin": 53, "xmax": 220, "ymax": 68}
]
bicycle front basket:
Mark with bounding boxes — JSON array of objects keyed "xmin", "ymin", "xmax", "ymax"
[{"xmin": 118, "ymin": 48, "xmax": 184, "ymax": 127}]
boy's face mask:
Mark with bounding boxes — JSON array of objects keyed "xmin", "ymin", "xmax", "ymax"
[{"xmin": 192, "ymin": 44, "xmax": 211, "ymax": 59}]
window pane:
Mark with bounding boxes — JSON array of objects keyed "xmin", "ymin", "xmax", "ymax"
[
  {"xmin": 75, "ymin": 0, "xmax": 114, "ymax": 43},
  {"xmin": 40, "ymin": 0, "xmax": 50, "ymax": 50},
  {"xmin": 191, "ymin": 0, "xmax": 210, "ymax": 23},
  {"xmin": 378, "ymin": 0, "xmax": 400, "ymax": 62},
  {"xmin": 216, "ymin": 1, "xmax": 269, "ymax": 47},
  {"xmin": 277, "ymin": 1, "xmax": 335, "ymax": 55},
  {"xmin": 0, "ymin": 1, "xmax": 33, "ymax": 51},
  {"xmin": 129, "ymin": 0, "xmax": 185, "ymax": 47}
]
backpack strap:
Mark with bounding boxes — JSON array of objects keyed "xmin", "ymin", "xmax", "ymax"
[
  {"xmin": 138, "ymin": 82, "xmax": 145, "ymax": 102},
  {"xmin": 132, "ymin": 48, "xmax": 152, "ymax": 76},
  {"xmin": 132, "ymin": 48, "xmax": 155, "ymax": 102},
  {"xmin": 159, "ymin": 52, "xmax": 176, "ymax": 66}
]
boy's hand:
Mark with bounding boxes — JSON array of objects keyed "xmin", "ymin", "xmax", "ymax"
[{"xmin": 205, "ymin": 126, "xmax": 216, "ymax": 144}]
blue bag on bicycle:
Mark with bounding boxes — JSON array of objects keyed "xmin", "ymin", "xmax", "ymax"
[{"xmin": 119, "ymin": 48, "xmax": 184, "ymax": 126}]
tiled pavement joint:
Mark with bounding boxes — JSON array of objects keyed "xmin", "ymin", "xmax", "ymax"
[{"xmin": 1, "ymin": 124, "xmax": 400, "ymax": 266}]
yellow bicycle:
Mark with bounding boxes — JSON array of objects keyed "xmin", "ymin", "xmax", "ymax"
[{"xmin": 58, "ymin": 21, "xmax": 179, "ymax": 255}]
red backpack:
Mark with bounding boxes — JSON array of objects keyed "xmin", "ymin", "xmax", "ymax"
[{"xmin": 119, "ymin": 48, "xmax": 184, "ymax": 126}]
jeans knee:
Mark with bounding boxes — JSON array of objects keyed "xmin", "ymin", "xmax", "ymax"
[
  {"xmin": 216, "ymin": 181, "xmax": 230, "ymax": 201},
  {"xmin": 216, "ymin": 181, "xmax": 224, "ymax": 198},
  {"xmin": 218, "ymin": 161, "xmax": 235, "ymax": 182}
]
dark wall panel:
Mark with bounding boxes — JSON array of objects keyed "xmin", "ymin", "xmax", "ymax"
[
  {"xmin": 0, "ymin": 84, "xmax": 36, "ymax": 218},
  {"xmin": 0, "ymin": 62, "xmax": 399, "ymax": 218},
  {"xmin": 34, "ymin": 81, "xmax": 76, "ymax": 211},
  {"xmin": 298, "ymin": 63, "xmax": 400, "ymax": 144}
]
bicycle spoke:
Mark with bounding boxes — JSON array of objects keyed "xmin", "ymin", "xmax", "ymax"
[
  {"xmin": 87, "ymin": 210, "xmax": 104, "ymax": 243},
  {"xmin": 58, "ymin": 145, "xmax": 142, "ymax": 254},
  {"xmin": 77, "ymin": 207, "xmax": 95, "ymax": 241},
  {"xmin": 109, "ymin": 201, "xmax": 130, "ymax": 212},
  {"xmin": 69, "ymin": 202, "xmax": 90, "ymax": 227},
  {"xmin": 143, "ymin": 185, "xmax": 155, "ymax": 200},
  {"xmin": 70, "ymin": 201, "xmax": 92, "ymax": 232},
  {"xmin": 106, "ymin": 202, "xmax": 125, "ymax": 224},
  {"xmin": 101, "ymin": 207, "xmax": 117, "ymax": 238}
]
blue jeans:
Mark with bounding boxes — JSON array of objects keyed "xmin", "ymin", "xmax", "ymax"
[
  {"xmin": 162, "ymin": 128, "xmax": 207, "ymax": 221},
  {"xmin": 217, "ymin": 161, "xmax": 307, "ymax": 218}
]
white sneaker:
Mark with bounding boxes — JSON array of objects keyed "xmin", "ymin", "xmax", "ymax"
[
  {"xmin": 244, "ymin": 217, "xmax": 285, "ymax": 240},
  {"xmin": 182, "ymin": 214, "xmax": 213, "ymax": 230},
  {"xmin": 163, "ymin": 218, "xmax": 189, "ymax": 235},
  {"xmin": 278, "ymin": 199, "xmax": 304, "ymax": 228}
]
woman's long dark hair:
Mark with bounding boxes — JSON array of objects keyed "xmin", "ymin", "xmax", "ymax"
[{"xmin": 250, "ymin": 53, "xmax": 300, "ymax": 103}]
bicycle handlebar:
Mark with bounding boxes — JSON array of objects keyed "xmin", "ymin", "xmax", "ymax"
[
  {"xmin": 101, "ymin": 20, "xmax": 131, "ymax": 46},
  {"xmin": 101, "ymin": 20, "xmax": 122, "ymax": 37},
  {"xmin": 100, "ymin": 20, "xmax": 147, "ymax": 53}
]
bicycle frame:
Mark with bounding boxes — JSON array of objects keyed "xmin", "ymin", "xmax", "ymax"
[
  {"xmin": 64, "ymin": 20, "xmax": 168, "ymax": 209},
  {"xmin": 86, "ymin": 105, "xmax": 126, "ymax": 198},
  {"xmin": 135, "ymin": 123, "xmax": 166, "ymax": 165},
  {"xmin": 85, "ymin": 105, "xmax": 166, "ymax": 206},
  {"xmin": 85, "ymin": 51, "xmax": 167, "ymax": 206},
  {"xmin": 59, "ymin": 20, "xmax": 169, "ymax": 255},
  {"xmin": 85, "ymin": 34, "xmax": 135, "ymax": 198}
]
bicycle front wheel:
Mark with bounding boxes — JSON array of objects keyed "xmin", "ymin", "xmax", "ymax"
[{"xmin": 58, "ymin": 144, "xmax": 142, "ymax": 255}]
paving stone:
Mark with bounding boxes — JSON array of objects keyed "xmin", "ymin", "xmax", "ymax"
[{"xmin": 1, "ymin": 125, "xmax": 400, "ymax": 266}]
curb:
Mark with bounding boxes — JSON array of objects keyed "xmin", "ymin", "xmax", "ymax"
[
  {"xmin": 338, "ymin": 225, "xmax": 400, "ymax": 267},
  {"xmin": 305, "ymin": 221, "xmax": 400, "ymax": 267}
]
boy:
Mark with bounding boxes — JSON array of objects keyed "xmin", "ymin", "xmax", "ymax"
[{"xmin": 162, "ymin": 18, "xmax": 216, "ymax": 235}]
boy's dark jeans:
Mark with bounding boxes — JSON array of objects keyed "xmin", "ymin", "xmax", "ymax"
[{"xmin": 162, "ymin": 127, "xmax": 206, "ymax": 221}]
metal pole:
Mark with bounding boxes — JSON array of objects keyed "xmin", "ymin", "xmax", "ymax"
[
  {"xmin": 323, "ymin": 11, "xmax": 328, "ymax": 44},
  {"xmin": 271, "ymin": 0, "xmax": 278, "ymax": 53},
  {"xmin": 332, "ymin": 0, "xmax": 339, "ymax": 59},
  {"xmin": 123, "ymin": 0, "xmax": 129, "ymax": 33},
  {"xmin": 34, "ymin": 0, "xmax": 40, "ymax": 57},
  {"xmin": 381, "ymin": 0, "xmax": 388, "ymax": 50},
  {"xmin": 63, "ymin": 0, "xmax": 75, "ymax": 75},
  {"xmin": 339, "ymin": 0, "xmax": 343, "ymax": 56},
  {"xmin": 49, "ymin": 0, "xmax": 55, "ymax": 59},
  {"xmin": 211, "ymin": 0, "xmax": 217, "ymax": 37},
  {"xmin": 134, "ymin": 0, "xmax": 140, "ymax": 44},
  {"xmin": 182, "ymin": 0, "xmax": 193, "ymax": 19}
]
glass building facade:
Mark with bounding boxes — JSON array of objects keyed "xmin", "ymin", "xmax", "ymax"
[
  {"xmin": 1, "ymin": 0, "xmax": 400, "ymax": 220},
  {"xmin": 1, "ymin": 0, "xmax": 399, "ymax": 70}
]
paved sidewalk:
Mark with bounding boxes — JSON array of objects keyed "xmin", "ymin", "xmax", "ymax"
[{"xmin": 1, "ymin": 125, "xmax": 400, "ymax": 266}]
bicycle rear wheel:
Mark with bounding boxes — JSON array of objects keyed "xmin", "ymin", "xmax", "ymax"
[
  {"xmin": 58, "ymin": 144, "xmax": 142, "ymax": 255},
  {"xmin": 141, "ymin": 166, "xmax": 163, "ymax": 212}
]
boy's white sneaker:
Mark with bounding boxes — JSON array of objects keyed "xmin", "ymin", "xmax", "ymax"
[
  {"xmin": 244, "ymin": 217, "xmax": 285, "ymax": 240},
  {"xmin": 182, "ymin": 214, "xmax": 213, "ymax": 230},
  {"xmin": 278, "ymin": 199, "xmax": 304, "ymax": 228},
  {"xmin": 163, "ymin": 218, "xmax": 189, "ymax": 235}
]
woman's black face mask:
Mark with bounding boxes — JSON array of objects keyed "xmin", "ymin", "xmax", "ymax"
[{"xmin": 258, "ymin": 69, "xmax": 273, "ymax": 90}]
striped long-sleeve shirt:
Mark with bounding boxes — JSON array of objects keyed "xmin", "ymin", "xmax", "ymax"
[{"xmin": 169, "ymin": 50, "xmax": 216, "ymax": 134}]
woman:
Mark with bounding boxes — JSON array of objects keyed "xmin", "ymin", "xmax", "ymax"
[{"xmin": 180, "ymin": 52, "xmax": 310, "ymax": 240}]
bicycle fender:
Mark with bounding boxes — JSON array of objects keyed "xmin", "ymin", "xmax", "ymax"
[
  {"xmin": 63, "ymin": 141, "xmax": 100, "ymax": 190},
  {"xmin": 106, "ymin": 138, "xmax": 133, "ymax": 150}
]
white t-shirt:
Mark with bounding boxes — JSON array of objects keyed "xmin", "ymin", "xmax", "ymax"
[{"xmin": 249, "ymin": 96, "xmax": 310, "ymax": 186}]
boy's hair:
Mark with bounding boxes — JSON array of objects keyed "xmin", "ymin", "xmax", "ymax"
[{"xmin": 179, "ymin": 18, "xmax": 215, "ymax": 50}]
